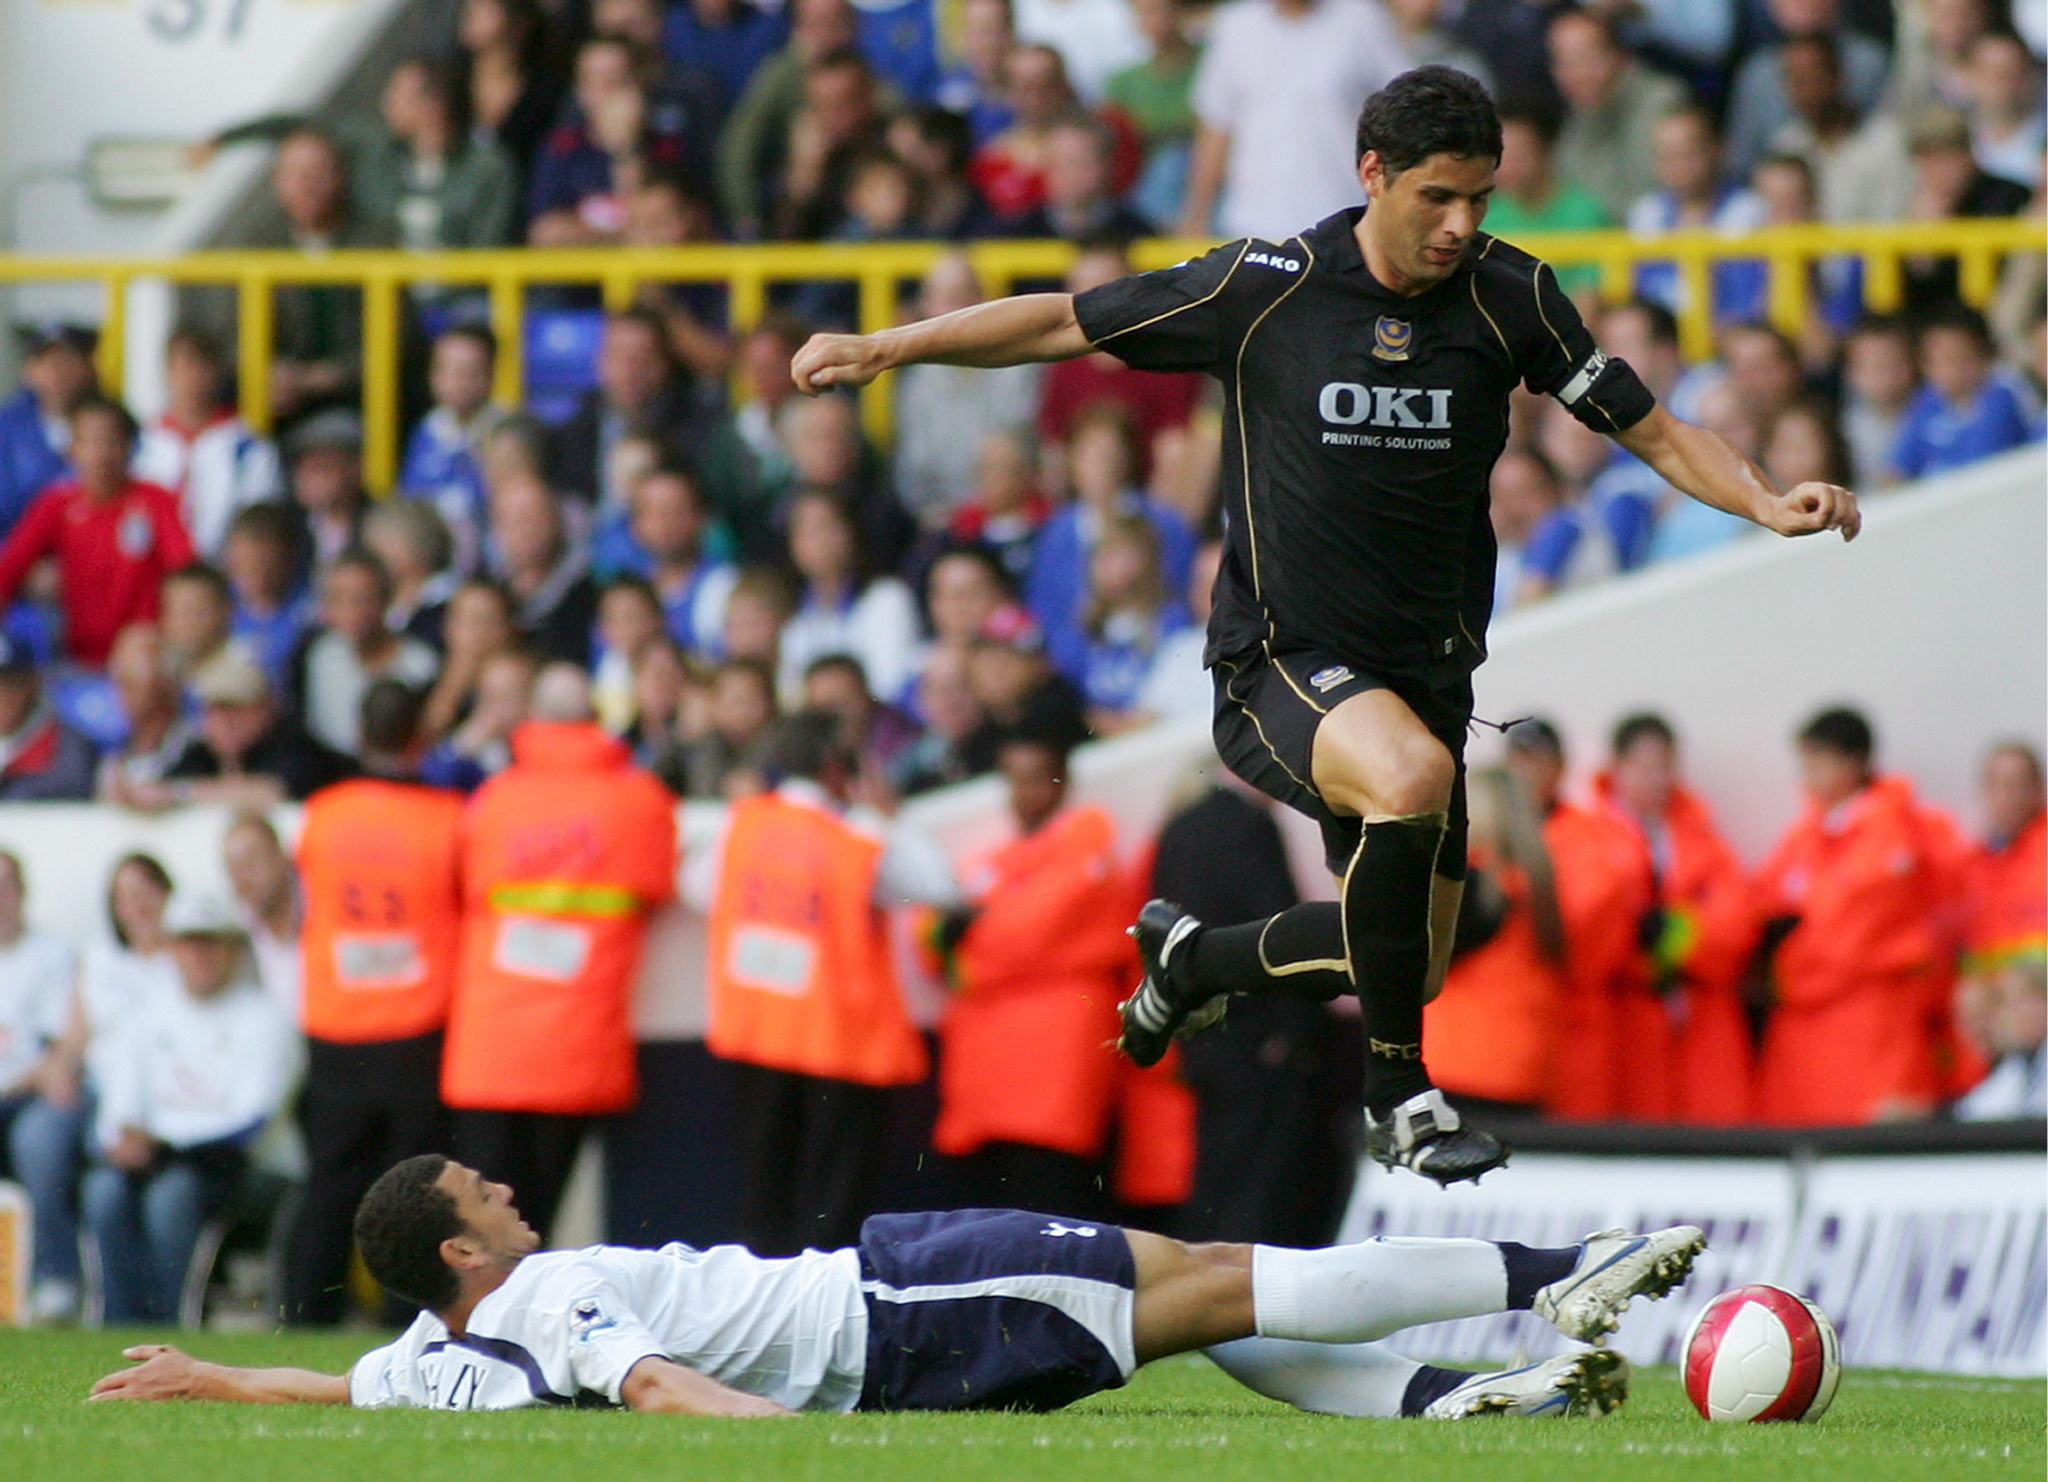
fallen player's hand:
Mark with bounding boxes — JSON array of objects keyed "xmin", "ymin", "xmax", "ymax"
[
  {"xmin": 90, "ymin": 1345, "xmax": 209, "ymax": 1401},
  {"xmin": 1763, "ymin": 481, "xmax": 1860, "ymax": 542},
  {"xmin": 790, "ymin": 332, "xmax": 890, "ymax": 394}
]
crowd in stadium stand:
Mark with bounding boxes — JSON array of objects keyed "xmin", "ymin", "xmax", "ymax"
[{"xmin": 0, "ymin": 0, "xmax": 2041, "ymax": 1328}]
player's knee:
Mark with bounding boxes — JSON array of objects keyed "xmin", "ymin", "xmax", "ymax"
[{"xmin": 1375, "ymin": 741, "xmax": 1455, "ymax": 817}]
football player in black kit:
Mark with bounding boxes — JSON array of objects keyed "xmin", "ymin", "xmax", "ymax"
[{"xmin": 790, "ymin": 67, "xmax": 1858, "ymax": 1187}]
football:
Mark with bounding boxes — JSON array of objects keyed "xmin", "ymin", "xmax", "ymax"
[{"xmin": 1682, "ymin": 1284, "xmax": 1843, "ymax": 1423}]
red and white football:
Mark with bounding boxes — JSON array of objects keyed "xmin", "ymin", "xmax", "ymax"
[{"xmin": 1682, "ymin": 1284, "xmax": 1842, "ymax": 1423}]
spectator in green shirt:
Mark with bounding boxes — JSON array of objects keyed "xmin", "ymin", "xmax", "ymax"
[
  {"xmin": 1484, "ymin": 102, "xmax": 1611, "ymax": 297},
  {"xmin": 1102, "ymin": 0, "xmax": 1199, "ymax": 229}
]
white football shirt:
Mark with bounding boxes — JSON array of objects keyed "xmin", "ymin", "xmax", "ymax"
[{"xmin": 349, "ymin": 1244, "xmax": 869, "ymax": 1412}]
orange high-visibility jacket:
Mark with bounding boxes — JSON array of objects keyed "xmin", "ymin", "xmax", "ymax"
[
  {"xmin": 1541, "ymin": 799, "xmax": 1659, "ymax": 1121},
  {"xmin": 441, "ymin": 722, "xmax": 677, "ymax": 1114},
  {"xmin": 297, "ymin": 777, "xmax": 465, "ymax": 1044},
  {"xmin": 705, "ymin": 789, "xmax": 927, "ymax": 1087},
  {"xmin": 935, "ymin": 805, "xmax": 1131, "ymax": 1159},
  {"xmin": 1965, "ymin": 808, "xmax": 2046, "ymax": 974},
  {"xmin": 1593, "ymin": 776, "xmax": 1763, "ymax": 1124},
  {"xmin": 1752, "ymin": 775, "xmax": 1963, "ymax": 1125},
  {"xmin": 1426, "ymin": 853, "xmax": 1568, "ymax": 1108}
]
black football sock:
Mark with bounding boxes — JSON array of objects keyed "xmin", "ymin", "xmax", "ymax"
[
  {"xmin": 1500, "ymin": 1242, "xmax": 1582, "ymax": 1309},
  {"xmin": 1346, "ymin": 814, "xmax": 1446, "ymax": 1119},
  {"xmin": 1399, "ymin": 1364, "xmax": 1478, "ymax": 1417},
  {"xmin": 1183, "ymin": 904, "xmax": 1351, "ymax": 1001}
]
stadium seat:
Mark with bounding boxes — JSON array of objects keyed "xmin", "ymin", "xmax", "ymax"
[{"xmin": 523, "ymin": 308, "xmax": 605, "ymax": 425}]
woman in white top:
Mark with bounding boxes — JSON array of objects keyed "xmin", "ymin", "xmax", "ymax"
[
  {"xmin": 775, "ymin": 491, "xmax": 921, "ymax": 708},
  {"xmin": 82, "ymin": 893, "xmax": 292, "ymax": 1324},
  {"xmin": 25, "ymin": 854, "xmax": 176, "ymax": 1323}
]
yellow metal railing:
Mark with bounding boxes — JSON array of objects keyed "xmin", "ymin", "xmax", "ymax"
[{"xmin": 0, "ymin": 220, "xmax": 2037, "ymax": 492}]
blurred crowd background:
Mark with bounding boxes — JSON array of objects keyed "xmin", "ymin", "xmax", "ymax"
[{"xmin": 0, "ymin": 0, "xmax": 2038, "ymax": 1333}]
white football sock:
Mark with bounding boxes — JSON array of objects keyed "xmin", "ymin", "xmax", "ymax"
[
  {"xmin": 1206, "ymin": 1337, "xmax": 1423, "ymax": 1418},
  {"xmin": 1251, "ymin": 1237, "xmax": 1508, "ymax": 1343}
]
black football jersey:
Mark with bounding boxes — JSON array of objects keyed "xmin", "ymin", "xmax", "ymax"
[{"xmin": 1073, "ymin": 206, "xmax": 1657, "ymax": 681}]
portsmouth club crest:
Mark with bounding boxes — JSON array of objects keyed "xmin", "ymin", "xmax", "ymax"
[{"xmin": 1372, "ymin": 316, "xmax": 1413, "ymax": 362}]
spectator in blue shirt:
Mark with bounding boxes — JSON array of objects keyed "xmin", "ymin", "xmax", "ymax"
[
  {"xmin": 1894, "ymin": 305, "xmax": 2037, "ymax": 481},
  {"xmin": 1072, "ymin": 513, "xmax": 1189, "ymax": 732},
  {"xmin": 398, "ymin": 324, "xmax": 504, "ymax": 576},
  {"xmin": 664, "ymin": 0, "xmax": 789, "ymax": 119},
  {"xmin": 221, "ymin": 503, "xmax": 313, "ymax": 696},
  {"xmin": 1025, "ymin": 401, "xmax": 1193, "ymax": 680},
  {"xmin": 0, "ymin": 324, "xmax": 95, "ymax": 539}
]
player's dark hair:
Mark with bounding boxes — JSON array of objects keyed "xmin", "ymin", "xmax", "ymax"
[
  {"xmin": 1611, "ymin": 711, "xmax": 1677, "ymax": 757},
  {"xmin": 1798, "ymin": 706, "xmax": 1874, "ymax": 763},
  {"xmin": 354, "ymin": 1154, "xmax": 464, "ymax": 1311},
  {"xmin": 69, "ymin": 391, "xmax": 139, "ymax": 448},
  {"xmin": 360, "ymin": 678, "xmax": 426, "ymax": 756},
  {"xmin": 1355, "ymin": 65, "xmax": 1502, "ymax": 172}
]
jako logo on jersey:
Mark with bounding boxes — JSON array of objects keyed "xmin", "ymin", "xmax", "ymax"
[
  {"xmin": 1318, "ymin": 383, "xmax": 1453, "ymax": 429},
  {"xmin": 1042, "ymin": 1221, "xmax": 1099, "ymax": 1238},
  {"xmin": 1245, "ymin": 251, "xmax": 1302, "ymax": 271},
  {"xmin": 1372, "ymin": 316, "xmax": 1413, "ymax": 361},
  {"xmin": 1309, "ymin": 665, "xmax": 1353, "ymax": 692}
]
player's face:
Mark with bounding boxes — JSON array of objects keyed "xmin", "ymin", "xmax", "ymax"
[
  {"xmin": 1358, "ymin": 151, "xmax": 1495, "ymax": 294},
  {"xmin": 440, "ymin": 1162, "xmax": 541, "ymax": 1264}
]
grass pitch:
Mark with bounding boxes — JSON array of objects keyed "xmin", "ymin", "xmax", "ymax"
[{"xmin": 2, "ymin": 1329, "xmax": 2040, "ymax": 1482}]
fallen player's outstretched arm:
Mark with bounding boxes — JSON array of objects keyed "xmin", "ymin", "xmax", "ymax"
[
  {"xmin": 90, "ymin": 1345, "xmax": 351, "ymax": 1405},
  {"xmin": 790, "ymin": 293, "xmax": 1090, "ymax": 393},
  {"xmin": 619, "ymin": 1356, "xmax": 794, "ymax": 1417},
  {"xmin": 1615, "ymin": 403, "xmax": 1860, "ymax": 542}
]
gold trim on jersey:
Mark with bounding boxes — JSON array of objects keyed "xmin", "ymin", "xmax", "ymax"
[
  {"xmin": 1089, "ymin": 239, "xmax": 1253, "ymax": 348},
  {"xmin": 1232, "ymin": 234, "xmax": 1316, "ymax": 610}
]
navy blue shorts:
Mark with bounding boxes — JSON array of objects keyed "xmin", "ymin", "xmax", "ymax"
[{"xmin": 855, "ymin": 1209, "xmax": 1138, "ymax": 1413}]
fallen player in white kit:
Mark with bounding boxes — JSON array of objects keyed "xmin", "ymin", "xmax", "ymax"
[{"xmin": 92, "ymin": 1155, "xmax": 1705, "ymax": 1420}]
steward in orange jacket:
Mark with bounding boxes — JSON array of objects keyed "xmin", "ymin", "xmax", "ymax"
[
  {"xmin": 1963, "ymin": 746, "xmax": 2046, "ymax": 980},
  {"xmin": 283, "ymin": 679, "xmax": 464, "ymax": 1325},
  {"xmin": 1506, "ymin": 721, "xmax": 1657, "ymax": 1121},
  {"xmin": 1752, "ymin": 709, "xmax": 1963, "ymax": 1125},
  {"xmin": 1595, "ymin": 715, "xmax": 1764, "ymax": 1124},
  {"xmin": 442, "ymin": 696, "xmax": 677, "ymax": 1239},
  {"xmin": 936, "ymin": 732, "xmax": 1140, "ymax": 1217},
  {"xmin": 700, "ymin": 712, "xmax": 956, "ymax": 1256},
  {"xmin": 1426, "ymin": 768, "xmax": 1569, "ymax": 1112}
]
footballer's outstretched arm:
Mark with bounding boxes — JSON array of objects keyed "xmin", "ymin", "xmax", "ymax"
[
  {"xmin": 619, "ymin": 1356, "xmax": 794, "ymax": 1417},
  {"xmin": 791, "ymin": 293, "xmax": 1090, "ymax": 394},
  {"xmin": 90, "ymin": 1345, "xmax": 352, "ymax": 1405},
  {"xmin": 1614, "ymin": 403, "xmax": 1860, "ymax": 541}
]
